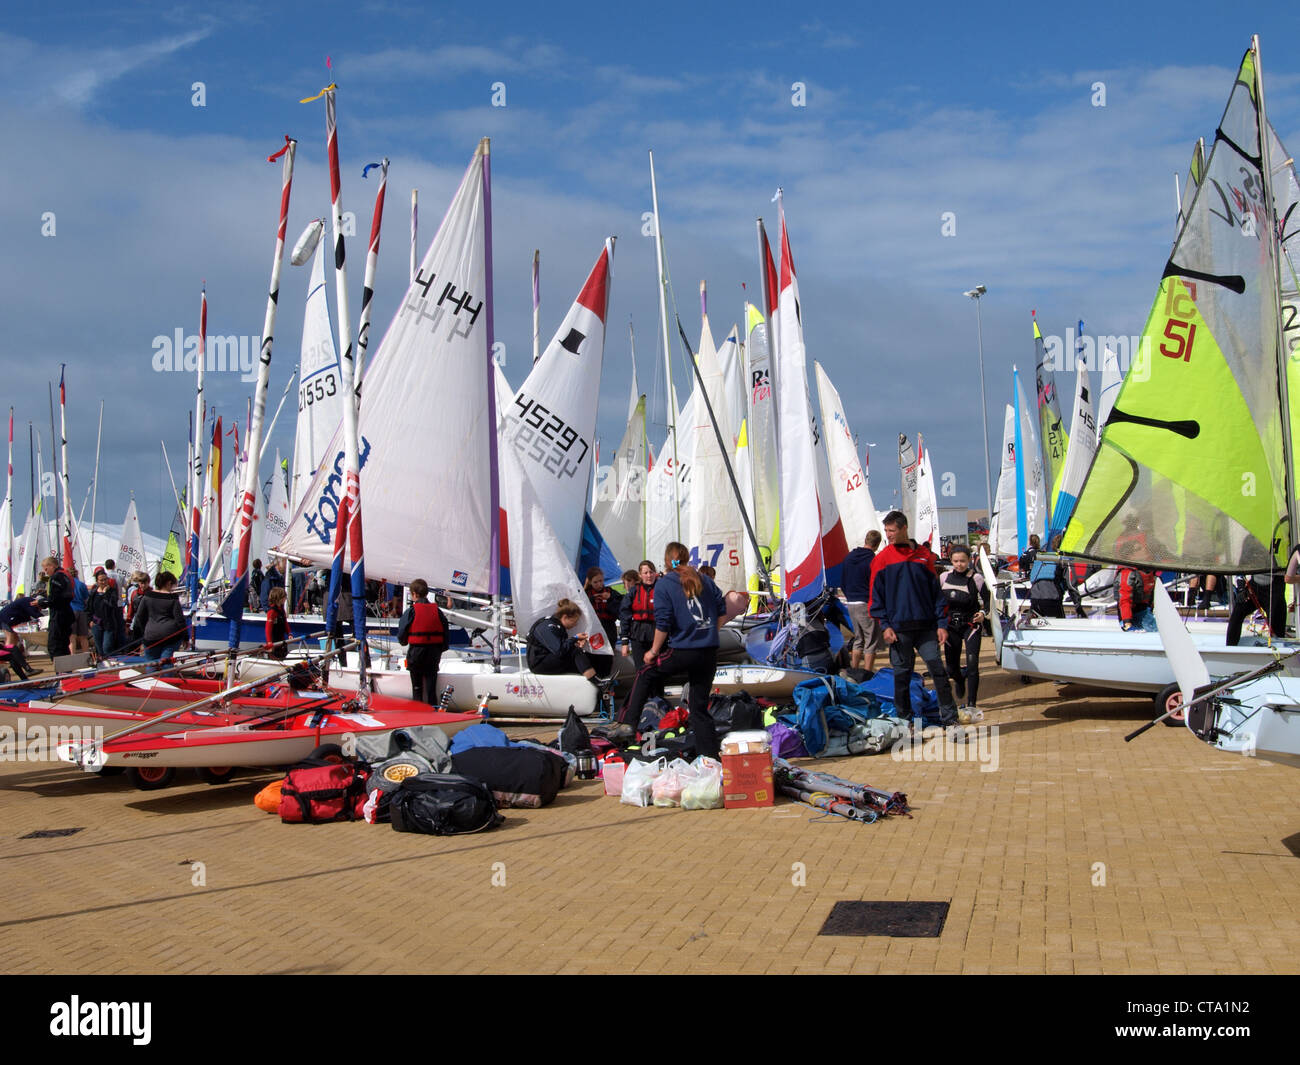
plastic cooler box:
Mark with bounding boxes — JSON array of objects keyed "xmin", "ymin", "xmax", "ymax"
[{"xmin": 721, "ymin": 730, "xmax": 773, "ymax": 809}]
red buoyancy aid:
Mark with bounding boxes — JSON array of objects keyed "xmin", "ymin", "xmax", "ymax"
[
  {"xmin": 592, "ymin": 589, "xmax": 616, "ymax": 624},
  {"xmin": 632, "ymin": 584, "xmax": 655, "ymax": 622},
  {"xmin": 408, "ymin": 601, "xmax": 445, "ymax": 646}
]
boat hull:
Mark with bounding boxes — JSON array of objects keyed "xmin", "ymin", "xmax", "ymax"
[
  {"xmin": 1191, "ymin": 674, "xmax": 1300, "ymax": 769},
  {"xmin": 996, "ymin": 619, "xmax": 1300, "ymax": 694},
  {"xmin": 71, "ymin": 708, "xmax": 479, "ymax": 769},
  {"xmin": 328, "ymin": 658, "xmax": 599, "ymax": 717}
]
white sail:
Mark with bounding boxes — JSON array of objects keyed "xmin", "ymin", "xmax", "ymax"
[
  {"xmin": 1013, "ymin": 366, "xmax": 1047, "ymax": 546},
  {"xmin": 591, "ymin": 395, "xmax": 648, "ymax": 572},
  {"xmin": 687, "ymin": 312, "xmax": 746, "ymax": 592},
  {"xmin": 500, "ymin": 442, "xmax": 611, "ymax": 655},
  {"xmin": 115, "ymin": 498, "xmax": 148, "ymax": 580},
  {"xmin": 811, "ymin": 408, "xmax": 849, "ymax": 584},
  {"xmin": 814, "ymin": 361, "xmax": 882, "ymax": 547},
  {"xmin": 1096, "ymin": 346, "xmax": 1121, "ymax": 443},
  {"xmin": 262, "ymin": 451, "xmax": 291, "ymax": 562},
  {"xmin": 774, "ymin": 207, "xmax": 825, "ymax": 601},
  {"xmin": 914, "ymin": 435, "xmax": 940, "ymax": 547},
  {"xmin": 278, "ymin": 142, "xmax": 494, "ymax": 592},
  {"xmin": 502, "ymin": 242, "xmax": 613, "ymax": 568},
  {"xmin": 989, "ymin": 404, "xmax": 1018, "ymax": 556},
  {"xmin": 743, "ymin": 302, "xmax": 780, "ymax": 568},
  {"xmin": 1051, "ymin": 361, "xmax": 1098, "ymax": 536},
  {"xmin": 898, "ymin": 434, "xmax": 918, "ymax": 527},
  {"xmin": 716, "ymin": 322, "xmax": 745, "ymax": 450},
  {"xmin": 290, "ymin": 241, "xmax": 345, "ymax": 513},
  {"xmin": 14, "ymin": 507, "xmax": 37, "ymax": 595},
  {"xmin": 644, "ymin": 391, "xmax": 695, "ymax": 566}
]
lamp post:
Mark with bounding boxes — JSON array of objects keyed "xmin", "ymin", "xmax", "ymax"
[{"xmin": 963, "ymin": 285, "xmax": 993, "ymax": 543}]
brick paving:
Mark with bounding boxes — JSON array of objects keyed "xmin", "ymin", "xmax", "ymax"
[{"xmin": 1, "ymin": 646, "xmax": 1298, "ymax": 974}]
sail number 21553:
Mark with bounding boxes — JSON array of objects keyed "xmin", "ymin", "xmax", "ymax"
[{"xmin": 1159, "ymin": 280, "xmax": 1198, "ymax": 363}]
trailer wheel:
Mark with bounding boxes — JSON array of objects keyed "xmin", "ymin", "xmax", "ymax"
[
  {"xmin": 127, "ymin": 766, "xmax": 176, "ymax": 790},
  {"xmin": 197, "ymin": 766, "xmax": 236, "ymax": 784},
  {"xmin": 1155, "ymin": 683, "xmax": 1186, "ymax": 726}
]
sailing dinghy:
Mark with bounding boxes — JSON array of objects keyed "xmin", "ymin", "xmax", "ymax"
[{"xmin": 987, "ymin": 41, "xmax": 1300, "ymax": 698}]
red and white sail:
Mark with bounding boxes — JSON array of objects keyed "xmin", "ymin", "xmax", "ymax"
[
  {"xmin": 774, "ymin": 203, "xmax": 825, "ymax": 602},
  {"xmin": 502, "ymin": 242, "xmax": 613, "ymax": 567},
  {"xmin": 278, "ymin": 142, "xmax": 494, "ymax": 592},
  {"xmin": 500, "ymin": 443, "xmax": 610, "ymax": 655}
]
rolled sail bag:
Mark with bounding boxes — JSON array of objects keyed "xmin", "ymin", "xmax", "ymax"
[
  {"xmin": 388, "ymin": 773, "xmax": 503, "ymax": 835},
  {"xmin": 450, "ymin": 746, "xmax": 567, "ymax": 809}
]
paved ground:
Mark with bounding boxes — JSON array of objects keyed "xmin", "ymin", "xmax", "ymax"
[{"xmin": 2, "ymin": 646, "xmax": 1298, "ymax": 975}]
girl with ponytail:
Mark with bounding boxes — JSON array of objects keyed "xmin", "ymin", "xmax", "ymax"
[{"xmin": 618, "ymin": 541, "xmax": 726, "ymax": 757}]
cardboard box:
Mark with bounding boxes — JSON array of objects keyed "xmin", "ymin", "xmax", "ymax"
[{"xmin": 722, "ymin": 752, "xmax": 773, "ymax": 809}]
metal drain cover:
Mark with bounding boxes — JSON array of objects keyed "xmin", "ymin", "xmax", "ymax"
[
  {"xmin": 20, "ymin": 827, "xmax": 85, "ymax": 840},
  {"xmin": 819, "ymin": 901, "xmax": 949, "ymax": 937}
]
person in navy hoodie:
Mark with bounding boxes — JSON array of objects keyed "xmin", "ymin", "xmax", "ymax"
[
  {"xmin": 617, "ymin": 541, "xmax": 727, "ymax": 757},
  {"xmin": 868, "ymin": 511, "xmax": 958, "ymax": 728},
  {"xmin": 842, "ymin": 529, "xmax": 883, "ymax": 672}
]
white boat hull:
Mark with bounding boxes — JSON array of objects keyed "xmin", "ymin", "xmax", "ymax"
[
  {"xmin": 996, "ymin": 619, "xmax": 1299, "ymax": 694},
  {"xmin": 328, "ymin": 658, "xmax": 599, "ymax": 717},
  {"xmin": 1191, "ymin": 674, "xmax": 1300, "ymax": 768}
]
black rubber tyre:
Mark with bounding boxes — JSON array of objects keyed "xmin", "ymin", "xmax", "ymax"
[
  {"xmin": 197, "ymin": 766, "xmax": 237, "ymax": 784},
  {"xmin": 1155, "ymin": 683, "xmax": 1186, "ymax": 727},
  {"xmin": 127, "ymin": 766, "xmax": 176, "ymax": 790}
]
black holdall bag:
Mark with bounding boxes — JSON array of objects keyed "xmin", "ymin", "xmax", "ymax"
[
  {"xmin": 707, "ymin": 691, "xmax": 764, "ymax": 735},
  {"xmin": 451, "ymin": 746, "xmax": 567, "ymax": 809},
  {"xmin": 388, "ymin": 772, "xmax": 503, "ymax": 835}
]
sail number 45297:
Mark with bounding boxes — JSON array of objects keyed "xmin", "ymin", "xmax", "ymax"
[{"xmin": 1160, "ymin": 281, "xmax": 1198, "ymax": 363}]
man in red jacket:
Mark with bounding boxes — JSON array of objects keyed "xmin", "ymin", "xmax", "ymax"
[{"xmin": 868, "ymin": 512, "xmax": 958, "ymax": 728}]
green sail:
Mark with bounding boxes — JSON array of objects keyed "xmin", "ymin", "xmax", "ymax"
[
  {"xmin": 159, "ymin": 530, "xmax": 183, "ymax": 580},
  {"xmin": 1062, "ymin": 48, "xmax": 1288, "ymax": 571}
]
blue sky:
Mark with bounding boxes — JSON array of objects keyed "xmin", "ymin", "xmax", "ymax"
[{"xmin": 3, "ymin": 1, "xmax": 1300, "ymax": 544}]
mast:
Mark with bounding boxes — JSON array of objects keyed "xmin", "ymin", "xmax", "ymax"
[
  {"xmin": 356, "ymin": 157, "xmax": 389, "ymax": 396},
  {"xmin": 88, "ymin": 400, "xmax": 103, "ymax": 571},
  {"xmin": 482, "ymin": 139, "xmax": 501, "ymax": 671},
  {"xmin": 304, "ymin": 74, "xmax": 369, "ymax": 684},
  {"xmin": 189, "ymin": 286, "xmax": 207, "ymax": 633},
  {"xmin": 4, "ymin": 408, "xmax": 11, "ymax": 598},
  {"xmin": 675, "ymin": 318, "xmax": 771, "ymax": 590},
  {"xmin": 648, "ymin": 150, "xmax": 680, "ymax": 539},
  {"xmin": 1255, "ymin": 36, "xmax": 1298, "ymax": 564},
  {"xmin": 225, "ymin": 135, "xmax": 296, "ymax": 650},
  {"xmin": 58, "ymin": 367, "xmax": 72, "ymax": 569},
  {"xmin": 532, "ymin": 249, "xmax": 541, "ymax": 365},
  {"xmin": 410, "ymin": 188, "xmax": 418, "ymax": 284}
]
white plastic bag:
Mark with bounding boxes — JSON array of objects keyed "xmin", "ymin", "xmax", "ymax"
[
  {"xmin": 681, "ymin": 756, "xmax": 724, "ymax": 810},
  {"xmin": 620, "ymin": 757, "xmax": 666, "ymax": 807},
  {"xmin": 651, "ymin": 758, "xmax": 695, "ymax": 808}
]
